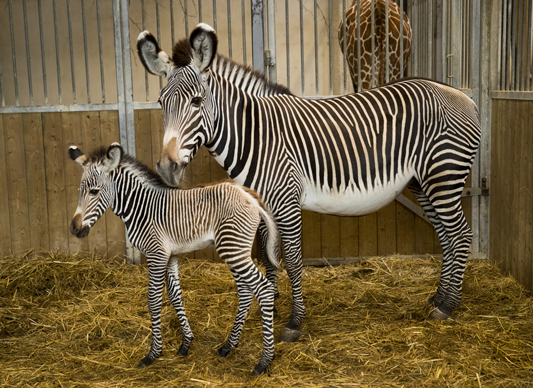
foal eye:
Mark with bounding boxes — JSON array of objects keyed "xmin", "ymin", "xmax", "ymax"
[
  {"xmin": 191, "ymin": 96, "xmax": 202, "ymax": 106},
  {"xmin": 89, "ymin": 189, "xmax": 99, "ymax": 196}
]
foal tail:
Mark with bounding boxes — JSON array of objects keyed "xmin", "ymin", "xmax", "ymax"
[{"xmin": 238, "ymin": 185, "xmax": 281, "ymax": 270}]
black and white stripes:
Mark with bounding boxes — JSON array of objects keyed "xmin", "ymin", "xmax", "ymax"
[
  {"xmin": 138, "ymin": 24, "xmax": 481, "ymax": 340},
  {"xmin": 68, "ymin": 143, "xmax": 280, "ymax": 375}
]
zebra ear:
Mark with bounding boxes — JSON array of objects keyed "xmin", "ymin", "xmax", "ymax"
[
  {"xmin": 99, "ymin": 143, "xmax": 123, "ymax": 174},
  {"xmin": 69, "ymin": 146, "xmax": 88, "ymax": 167},
  {"xmin": 137, "ymin": 31, "xmax": 173, "ymax": 77},
  {"xmin": 190, "ymin": 23, "xmax": 218, "ymax": 74}
]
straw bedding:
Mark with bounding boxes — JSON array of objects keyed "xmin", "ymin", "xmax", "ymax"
[{"xmin": 1, "ymin": 252, "xmax": 532, "ymax": 387}]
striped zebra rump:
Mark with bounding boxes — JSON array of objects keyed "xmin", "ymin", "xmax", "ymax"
[{"xmin": 68, "ymin": 143, "xmax": 280, "ymax": 376}]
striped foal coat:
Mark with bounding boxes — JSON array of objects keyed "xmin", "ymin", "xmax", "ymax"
[{"xmin": 68, "ymin": 143, "xmax": 280, "ymax": 375}]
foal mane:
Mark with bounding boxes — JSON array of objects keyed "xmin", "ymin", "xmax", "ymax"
[{"xmin": 172, "ymin": 38, "xmax": 292, "ymax": 96}]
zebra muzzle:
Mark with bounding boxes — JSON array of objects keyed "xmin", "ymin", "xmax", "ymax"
[{"xmin": 70, "ymin": 215, "xmax": 90, "ymax": 238}]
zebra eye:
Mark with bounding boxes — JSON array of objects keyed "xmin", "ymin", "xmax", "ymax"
[
  {"xmin": 191, "ymin": 96, "xmax": 202, "ymax": 106},
  {"xmin": 89, "ymin": 189, "xmax": 99, "ymax": 196}
]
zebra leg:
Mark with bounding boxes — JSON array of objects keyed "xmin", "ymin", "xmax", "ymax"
[
  {"xmin": 258, "ymin": 221, "xmax": 280, "ymax": 299},
  {"xmin": 277, "ymin": 206, "xmax": 305, "ymax": 343},
  {"xmin": 429, "ymin": 209, "xmax": 472, "ymax": 319},
  {"xmin": 218, "ymin": 267, "xmax": 254, "ymax": 357},
  {"xmin": 137, "ymin": 258, "xmax": 167, "ymax": 368},
  {"xmin": 408, "ymin": 182, "xmax": 453, "ymax": 308},
  {"xmin": 166, "ymin": 256, "xmax": 194, "ymax": 356},
  {"xmin": 420, "ymin": 179, "xmax": 473, "ymax": 319}
]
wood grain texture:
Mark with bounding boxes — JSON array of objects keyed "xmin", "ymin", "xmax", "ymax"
[
  {"xmin": 0, "ymin": 116, "xmax": 12, "ymax": 256},
  {"xmin": 321, "ymin": 214, "xmax": 340, "ymax": 258},
  {"xmin": 22, "ymin": 113, "xmax": 50, "ymax": 254},
  {"xmin": 377, "ymin": 201, "xmax": 397, "ymax": 255},
  {"xmin": 302, "ymin": 210, "xmax": 321, "ymax": 259},
  {"xmin": 43, "ymin": 113, "xmax": 69, "ymax": 253},
  {"xmin": 4, "ymin": 114, "xmax": 31, "ymax": 255},
  {"xmin": 359, "ymin": 213, "xmax": 378, "ymax": 256},
  {"xmin": 490, "ymin": 99, "xmax": 533, "ymax": 291}
]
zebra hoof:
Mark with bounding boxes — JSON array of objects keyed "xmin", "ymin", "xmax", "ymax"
[
  {"xmin": 251, "ymin": 363, "xmax": 268, "ymax": 376},
  {"xmin": 177, "ymin": 345, "xmax": 189, "ymax": 356},
  {"xmin": 429, "ymin": 305, "xmax": 453, "ymax": 320},
  {"xmin": 279, "ymin": 327, "xmax": 303, "ymax": 343},
  {"xmin": 136, "ymin": 355, "xmax": 155, "ymax": 368},
  {"xmin": 218, "ymin": 345, "xmax": 232, "ymax": 357}
]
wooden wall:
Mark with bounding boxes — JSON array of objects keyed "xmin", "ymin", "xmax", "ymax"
[
  {"xmin": 0, "ymin": 111, "xmax": 125, "ymax": 259},
  {"xmin": 0, "ymin": 109, "xmax": 451, "ymax": 261},
  {"xmin": 490, "ymin": 99, "xmax": 533, "ymax": 291}
]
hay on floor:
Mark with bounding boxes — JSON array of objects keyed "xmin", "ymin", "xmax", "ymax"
[{"xmin": 1, "ymin": 252, "xmax": 532, "ymax": 387}]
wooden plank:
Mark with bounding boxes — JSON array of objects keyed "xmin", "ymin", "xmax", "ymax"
[
  {"xmin": 339, "ymin": 216, "xmax": 358, "ymax": 258},
  {"xmin": 490, "ymin": 100, "xmax": 506, "ymax": 272},
  {"xmin": 81, "ymin": 112, "xmax": 108, "ymax": 257},
  {"xmin": 321, "ymin": 214, "xmax": 340, "ymax": 258},
  {"xmin": 62, "ymin": 112, "xmax": 89, "ymax": 254},
  {"xmin": 513, "ymin": 101, "xmax": 526, "ymax": 287},
  {"xmin": 100, "ymin": 110, "xmax": 126, "ymax": 258},
  {"xmin": 377, "ymin": 201, "xmax": 396, "ymax": 255},
  {"xmin": 525, "ymin": 102, "xmax": 533, "ymax": 291},
  {"xmin": 358, "ymin": 212, "xmax": 378, "ymax": 257},
  {"xmin": 0, "ymin": 115, "xmax": 12, "ymax": 256},
  {"xmin": 134, "ymin": 109, "xmax": 152, "ymax": 167},
  {"xmin": 22, "ymin": 113, "xmax": 50, "ymax": 255},
  {"xmin": 4, "ymin": 114, "xmax": 31, "ymax": 256},
  {"xmin": 396, "ymin": 187, "xmax": 416, "ymax": 254},
  {"xmin": 302, "ymin": 210, "xmax": 321, "ymax": 259},
  {"xmin": 150, "ymin": 109, "xmax": 164, "ymax": 170},
  {"xmin": 518, "ymin": 101, "xmax": 532, "ymax": 290},
  {"xmin": 42, "ymin": 112, "xmax": 70, "ymax": 254}
]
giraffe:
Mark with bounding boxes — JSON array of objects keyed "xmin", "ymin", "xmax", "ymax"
[{"xmin": 339, "ymin": 0, "xmax": 412, "ymax": 91}]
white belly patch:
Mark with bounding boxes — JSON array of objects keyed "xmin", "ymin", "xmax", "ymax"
[
  {"xmin": 301, "ymin": 170, "xmax": 415, "ymax": 216},
  {"xmin": 169, "ymin": 232, "xmax": 215, "ymax": 255}
]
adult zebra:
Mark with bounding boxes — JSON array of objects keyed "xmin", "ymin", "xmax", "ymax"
[{"xmin": 137, "ymin": 24, "xmax": 481, "ymax": 341}]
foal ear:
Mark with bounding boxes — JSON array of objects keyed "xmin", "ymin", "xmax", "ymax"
[
  {"xmin": 190, "ymin": 23, "xmax": 218, "ymax": 74},
  {"xmin": 137, "ymin": 31, "xmax": 173, "ymax": 77},
  {"xmin": 99, "ymin": 143, "xmax": 123, "ymax": 174},
  {"xmin": 69, "ymin": 146, "xmax": 87, "ymax": 167}
]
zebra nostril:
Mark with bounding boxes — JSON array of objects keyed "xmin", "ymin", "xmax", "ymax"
[
  {"xmin": 171, "ymin": 161, "xmax": 179, "ymax": 172},
  {"xmin": 156, "ymin": 161, "xmax": 161, "ymax": 170}
]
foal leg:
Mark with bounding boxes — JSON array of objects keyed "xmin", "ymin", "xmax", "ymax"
[
  {"xmin": 218, "ymin": 267, "xmax": 254, "ymax": 357},
  {"xmin": 137, "ymin": 254, "xmax": 168, "ymax": 368},
  {"xmin": 166, "ymin": 256, "xmax": 194, "ymax": 355}
]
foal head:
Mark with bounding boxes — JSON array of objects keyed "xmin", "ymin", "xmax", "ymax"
[{"xmin": 69, "ymin": 143, "xmax": 123, "ymax": 238}]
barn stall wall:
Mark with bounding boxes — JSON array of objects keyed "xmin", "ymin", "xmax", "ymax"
[{"xmin": 1, "ymin": 0, "xmax": 491, "ymax": 265}]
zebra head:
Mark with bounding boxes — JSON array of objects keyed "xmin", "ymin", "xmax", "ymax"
[
  {"xmin": 68, "ymin": 143, "xmax": 123, "ymax": 238},
  {"xmin": 137, "ymin": 24, "xmax": 218, "ymax": 186}
]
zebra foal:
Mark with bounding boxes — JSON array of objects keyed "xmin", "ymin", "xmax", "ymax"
[{"xmin": 68, "ymin": 143, "xmax": 280, "ymax": 375}]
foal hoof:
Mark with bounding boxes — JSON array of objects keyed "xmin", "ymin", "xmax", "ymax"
[
  {"xmin": 429, "ymin": 305, "xmax": 453, "ymax": 320},
  {"xmin": 218, "ymin": 346, "xmax": 232, "ymax": 357},
  {"xmin": 136, "ymin": 355, "xmax": 155, "ymax": 368},
  {"xmin": 252, "ymin": 363, "xmax": 268, "ymax": 376},
  {"xmin": 177, "ymin": 345, "xmax": 189, "ymax": 356},
  {"xmin": 279, "ymin": 327, "xmax": 303, "ymax": 343}
]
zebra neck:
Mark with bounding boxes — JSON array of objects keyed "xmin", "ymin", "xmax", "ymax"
[{"xmin": 110, "ymin": 167, "xmax": 166, "ymax": 228}]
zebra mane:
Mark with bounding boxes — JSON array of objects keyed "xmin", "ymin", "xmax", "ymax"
[
  {"xmin": 171, "ymin": 38, "xmax": 292, "ymax": 96},
  {"xmin": 88, "ymin": 146, "xmax": 168, "ymax": 188}
]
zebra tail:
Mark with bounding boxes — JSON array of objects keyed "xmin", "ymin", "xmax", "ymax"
[{"xmin": 257, "ymin": 206, "xmax": 282, "ymax": 271}]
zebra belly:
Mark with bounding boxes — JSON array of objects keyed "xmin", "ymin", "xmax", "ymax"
[
  {"xmin": 301, "ymin": 172, "xmax": 414, "ymax": 216},
  {"xmin": 169, "ymin": 233, "xmax": 215, "ymax": 255}
]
